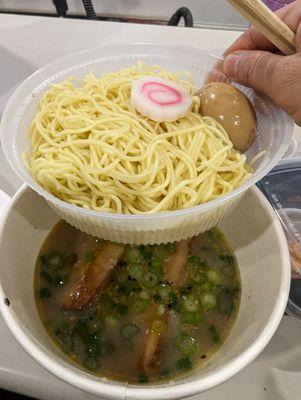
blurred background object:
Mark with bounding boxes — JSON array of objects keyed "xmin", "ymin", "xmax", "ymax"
[
  {"xmin": 262, "ymin": 0, "xmax": 296, "ymax": 11},
  {"xmin": 0, "ymin": 0, "xmax": 247, "ymax": 29}
]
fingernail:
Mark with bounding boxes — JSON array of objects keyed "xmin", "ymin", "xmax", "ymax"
[{"xmin": 223, "ymin": 54, "xmax": 241, "ymax": 78}]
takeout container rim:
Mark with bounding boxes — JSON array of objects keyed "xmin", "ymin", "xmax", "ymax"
[
  {"xmin": 0, "ymin": 185, "xmax": 291, "ymax": 399},
  {"xmin": 0, "ymin": 42, "xmax": 294, "ymax": 222}
]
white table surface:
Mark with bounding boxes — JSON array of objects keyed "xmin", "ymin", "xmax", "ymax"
[{"xmin": 0, "ymin": 13, "xmax": 301, "ymax": 400}]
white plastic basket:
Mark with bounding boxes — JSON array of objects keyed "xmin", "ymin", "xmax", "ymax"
[{"xmin": 0, "ymin": 43, "xmax": 294, "ymax": 244}]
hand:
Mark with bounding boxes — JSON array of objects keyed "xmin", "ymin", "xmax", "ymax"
[{"xmin": 223, "ymin": 0, "xmax": 301, "ymax": 125}]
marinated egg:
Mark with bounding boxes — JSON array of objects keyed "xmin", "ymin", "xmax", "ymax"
[{"xmin": 198, "ymin": 82, "xmax": 257, "ymax": 152}]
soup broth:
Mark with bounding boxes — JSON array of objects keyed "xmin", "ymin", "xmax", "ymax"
[{"xmin": 35, "ymin": 221, "xmax": 240, "ymax": 383}]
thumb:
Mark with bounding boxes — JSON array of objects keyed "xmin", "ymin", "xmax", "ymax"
[
  {"xmin": 223, "ymin": 50, "xmax": 301, "ymax": 124},
  {"xmin": 223, "ymin": 50, "xmax": 283, "ymax": 97}
]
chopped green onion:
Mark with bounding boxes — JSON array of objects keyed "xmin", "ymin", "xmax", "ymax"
[
  {"xmin": 153, "ymin": 293, "xmax": 162, "ymax": 304},
  {"xmin": 73, "ymin": 319, "xmax": 89, "ymax": 341},
  {"xmin": 129, "ymin": 263, "xmax": 144, "ymax": 280},
  {"xmin": 41, "ymin": 251, "xmax": 64, "ymax": 270},
  {"xmin": 209, "ymin": 229, "xmax": 221, "ymax": 239},
  {"xmin": 176, "ymin": 357, "xmax": 193, "ymax": 371},
  {"xmin": 176, "ymin": 335, "xmax": 199, "ymax": 356},
  {"xmin": 190, "ymin": 270, "xmax": 205, "ymax": 284},
  {"xmin": 183, "ymin": 294, "xmax": 199, "ymax": 312},
  {"xmin": 218, "ymin": 290, "xmax": 235, "ymax": 316},
  {"xmin": 150, "ymin": 259, "xmax": 163, "ymax": 269},
  {"xmin": 181, "ymin": 311, "xmax": 203, "ymax": 325},
  {"xmin": 157, "ymin": 304, "xmax": 166, "ymax": 316},
  {"xmin": 60, "ymin": 334, "xmax": 74, "ymax": 351},
  {"xmin": 150, "ymin": 259, "xmax": 164, "ymax": 278},
  {"xmin": 153, "ymin": 245, "xmax": 169, "ymax": 260},
  {"xmin": 124, "ymin": 246, "xmax": 141, "ymax": 264},
  {"xmin": 166, "ymin": 243, "xmax": 176, "ymax": 253},
  {"xmin": 208, "ymin": 230, "xmax": 222, "ymax": 251},
  {"xmin": 180, "ymin": 323, "xmax": 197, "ymax": 336},
  {"xmin": 200, "ymin": 292, "xmax": 217, "ymax": 310},
  {"xmin": 138, "ymin": 245, "xmax": 152, "ymax": 261},
  {"xmin": 47, "ymin": 252, "xmax": 64, "ymax": 269},
  {"xmin": 168, "ymin": 292, "xmax": 178, "ymax": 308},
  {"xmin": 117, "ymin": 280, "xmax": 139, "ymax": 295},
  {"xmin": 101, "ymin": 292, "xmax": 113, "ymax": 307},
  {"xmin": 132, "ymin": 299, "xmax": 149, "ymax": 313},
  {"xmin": 206, "ymin": 268, "xmax": 222, "ymax": 285},
  {"xmin": 143, "ymin": 272, "xmax": 158, "ymax": 288},
  {"xmin": 113, "ymin": 303, "xmax": 127, "ymax": 315},
  {"xmin": 223, "ymin": 265, "xmax": 235, "ymax": 278},
  {"xmin": 138, "ymin": 373, "xmax": 149, "ymax": 383},
  {"xmin": 219, "ymin": 253, "xmax": 234, "ymax": 264},
  {"xmin": 159, "ymin": 368, "xmax": 171, "ymax": 379},
  {"xmin": 117, "ymin": 285, "xmax": 127, "ymax": 294},
  {"xmin": 186, "ymin": 255, "xmax": 206, "ymax": 271},
  {"xmin": 114, "ymin": 292, "xmax": 128, "ymax": 305},
  {"xmin": 120, "ymin": 323, "xmax": 140, "ymax": 341},
  {"xmin": 209, "ymin": 325, "xmax": 220, "ymax": 343},
  {"xmin": 139, "ymin": 290, "xmax": 150, "ymax": 300},
  {"xmin": 84, "ymin": 332, "xmax": 102, "ymax": 357},
  {"xmin": 84, "ymin": 252, "xmax": 95, "ymax": 262},
  {"xmin": 180, "ymin": 286, "xmax": 193, "ymax": 296},
  {"xmin": 201, "ymin": 246, "xmax": 210, "ymax": 251},
  {"xmin": 40, "ymin": 287, "xmax": 52, "ymax": 298},
  {"xmin": 87, "ymin": 314, "xmax": 103, "ymax": 332},
  {"xmin": 188, "ymin": 255, "xmax": 202, "ymax": 265},
  {"xmin": 151, "ymin": 319, "xmax": 167, "ymax": 334},
  {"xmin": 116, "ymin": 270, "xmax": 128, "ymax": 283},
  {"xmin": 159, "ymin": 283, "xmax": 173, "ymax": 302},
  {"xmin": 85, "ymin": 341, "xmax": 101, "ymax": 358},
  {"xmin": 105, "ymin": 315, "xmax": 118, "ymax": 329},
  {"xmin": 200, "ymin": 281, "xmax": 212, "ymax": 293}
]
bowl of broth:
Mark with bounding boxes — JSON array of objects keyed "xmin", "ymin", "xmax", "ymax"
[
  {"xmin": 0, "ymin": 184, "xmax": 290, "ymax": 399},
  {"xmin": 36, "ymin": 222, "xmax": 240, "ymax": 384}
]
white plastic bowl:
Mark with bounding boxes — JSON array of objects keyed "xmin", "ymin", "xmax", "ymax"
[
  {"xmin": 0, "ymin": 185, "xmax": 290, "ymax": 399},
  {"xmin": 0, "ymin": 43, "xmax": 294, "ymax": 244}
]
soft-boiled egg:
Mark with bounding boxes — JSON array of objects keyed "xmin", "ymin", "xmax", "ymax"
[{"xmin": 198, "ymin": 82, "xmax": 257, "ymax": 152}]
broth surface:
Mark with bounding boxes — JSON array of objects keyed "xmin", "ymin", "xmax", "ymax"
[{"xmin": 35, "ymin": 221, "xmax": 240, "ymax": 383}]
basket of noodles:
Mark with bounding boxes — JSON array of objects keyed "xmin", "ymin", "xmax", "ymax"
[{"xmin": 0, "ymin": 43, "xmax": 293, "ymax": 243}]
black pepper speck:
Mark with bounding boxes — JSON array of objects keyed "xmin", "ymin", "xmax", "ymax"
[{"xmin": 4, "ymin": 297, "xmax": 10, "ymax": 306}]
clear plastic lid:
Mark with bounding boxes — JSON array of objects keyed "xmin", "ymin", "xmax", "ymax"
[{"xmin": 257, "ymin": 157, "xmax": 301, "ymax": 320}]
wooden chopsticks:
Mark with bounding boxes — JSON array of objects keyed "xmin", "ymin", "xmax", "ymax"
[{"xmin": 227, "ymin": 0, "xmax": 296, "ymax": 55}]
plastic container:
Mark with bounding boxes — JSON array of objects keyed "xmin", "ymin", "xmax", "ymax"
[
  {"xmin": 257, "ymin": 157, "xmax": 301, "ymax": 320},
  {"xmin": 0, "ymin": 43, "xmax": 294, "ymax": 244}
]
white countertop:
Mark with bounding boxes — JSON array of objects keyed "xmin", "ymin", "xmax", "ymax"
[{"xmin": 0, "ymin": 13, "xmax": 301, "ymax": 400}]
